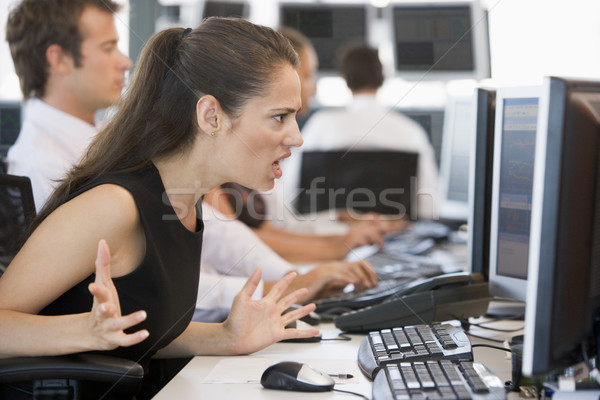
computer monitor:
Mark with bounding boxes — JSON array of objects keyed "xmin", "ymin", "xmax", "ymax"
[
  {"xmin": 201, "ymin": 1, "xmax": 248, "ymax": 19},
  {"xmin": 0, "ymin": 101, "xmax": 22, "ymax": 157},
  {"xmin": 396, "ymin": 108, "xmax": 445, "ymax": 168},
  {"xmin": 523, "ymin": 77, "xmax": 600, "ymax": 377},
  {"xmin": 487, "ymin": 85, "xmax": 541, "ymax": 304},
  {"xmin": 279, "ymin": 2, "xmax": 370, "ymax": 75},
  {"xmin": 438, "ymin": 94, "xmax": 476, "ymax": 222},
  {"xmin": 295, "ymin": 150, "xmax": 418, "ymax": 218},
  {"xmin": 467, "ymin": 87, "xmax": 496, "ymax": 280},
  {"xmin": 390, "ymin": 0, "xmax": 491, "ymax": 81}
]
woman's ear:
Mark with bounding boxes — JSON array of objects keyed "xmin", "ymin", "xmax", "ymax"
[{"xmin": 196, "ymin": 95, "xmax": 223, "ymax": 138}]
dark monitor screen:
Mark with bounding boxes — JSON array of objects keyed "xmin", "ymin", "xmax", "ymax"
[
  {"xmin": 202, "ymin": 1, "xmax": 248, "ymax": 19},
  {"xmin": 397, "ymin": 108, "xmax": 445, "ymax": 168},
  {"xmin": 488, "ymin": 86, "xmax": 541, "ymax": 302},
  {"xmin": 391, "ymin": 1, "xmax": 490, "ymax": 80},
  {"xmin": 280, "ymin": 3, "xmax": 368, "ymax": 74},
  {"xmin": 523, "ymin": 77, "xmax": 600, "ymax": 377},
  {"xmin": 295, "ymin": 150, "xmax": 418, "ymax": 218},
  {"xmin": 0, "ymin": 101, "xmax": 22, "ymax": 156},
  {"xmin": 467, "ymin": 87, "xmax": 496, "ymax": 280}
]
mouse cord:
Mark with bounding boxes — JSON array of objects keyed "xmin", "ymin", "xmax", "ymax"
[
  {"xmin": 321, "ymin": 333, "xmax": 352, "ymax": 341},
  {"xmin": 333, "ymin": 388, "xmax": 370, "ymax": 400}
]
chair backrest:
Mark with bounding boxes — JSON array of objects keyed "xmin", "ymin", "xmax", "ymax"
[
  {"xmin": 0, "ymin": 174, "xmax": 36, "ymax": 272},
  {"xmin": 295, "ymin": 150, "xmax": 419, "ymax": 218}
]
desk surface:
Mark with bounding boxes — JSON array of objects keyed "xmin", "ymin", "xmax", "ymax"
[{"xmin": 155, "ymin": 313, "xmax": 524, "ymax": 399}]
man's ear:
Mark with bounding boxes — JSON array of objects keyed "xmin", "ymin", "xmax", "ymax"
[
  {"xmin": 46, "ymin": 44, "xmax": 74, "ymax": 75},
  {"xmin": 196, "ymin": 95, "xmax": 224, "ymax": 138}
]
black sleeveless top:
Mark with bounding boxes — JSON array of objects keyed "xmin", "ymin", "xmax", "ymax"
[{"xmin": 40, "ymin": 164, "xmax": 203, "ymax": 365}]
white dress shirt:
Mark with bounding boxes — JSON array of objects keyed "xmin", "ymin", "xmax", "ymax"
[
  {"xmin": 7, "ymin": 98, "xmax": 97, "ymax": 210},
  {"xmin": 283, "ymin": 94, "xmax": 439, "ymax": 220},
  {"xmin": 194, "ymin": 203, "xmax": 295, "ymax": 322}
]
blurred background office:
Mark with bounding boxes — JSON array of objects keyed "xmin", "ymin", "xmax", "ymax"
[
  {"xmin": 1, "ymin": 0, "xmax": 600, "ymax": 222},
  {"xmin": 2, "ymin": 0, "xmax": 600, "ymax": 103}
]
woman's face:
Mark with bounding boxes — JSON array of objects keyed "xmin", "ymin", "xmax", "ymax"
[{"xmin": 220, "ymin": 64, "xmax": 303, "ymax": 191}]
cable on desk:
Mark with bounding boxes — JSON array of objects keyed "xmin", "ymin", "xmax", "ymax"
[
  {"xmin": 461, "ymin": 318, "xmax": 524, "ymax": 333},
  {"xmin": 465, "ymin": 331, "xmax": 505, "ymax": 343},
  {"xmin": 333, "ymin": 388, "xmax": 370, "ymax": 399},
  {"xmin": 471, "ymin": 343, "xmax": 512, "ymax": 353},
  {"xmin": 321, "ymin": 333, "xmax": 352, "ymax": 341}
]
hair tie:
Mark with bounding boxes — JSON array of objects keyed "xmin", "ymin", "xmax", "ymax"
[{"xmin": 181, "ymin": 27, "xmax": 192, "ymax": 39}]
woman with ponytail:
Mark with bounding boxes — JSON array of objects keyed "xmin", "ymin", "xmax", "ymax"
[{"xmin": 0, "ymin": 16, "xmax": 316, "ymax": 394}]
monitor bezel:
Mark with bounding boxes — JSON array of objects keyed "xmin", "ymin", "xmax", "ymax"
[
  {"xmin": 487, "ymin": 84, "xmax": 542, "ymax": 302},
  {"xmin": 386, "ymin": 0, "xmax": 491, "ymax": 81}
]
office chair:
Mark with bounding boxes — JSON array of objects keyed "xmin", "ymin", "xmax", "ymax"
[{"xmin": 0, "ymin": 173, "xmax": 144, "ymax": 399}]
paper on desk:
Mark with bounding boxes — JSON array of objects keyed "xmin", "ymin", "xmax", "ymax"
[{"xmin": 202, "ymin": 357, "xmax": 360, "ymax": 385}]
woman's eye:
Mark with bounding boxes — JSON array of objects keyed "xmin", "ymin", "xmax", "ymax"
[{"xmin": 274, "ymin": 114, "xmax": 286, "ymax": 123}]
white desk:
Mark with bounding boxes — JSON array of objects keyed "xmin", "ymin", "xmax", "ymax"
[{"xmin": 155, "ymin": 314, "xmax": 524, "ymax": 399}]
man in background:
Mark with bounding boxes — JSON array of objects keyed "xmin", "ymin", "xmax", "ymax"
[
  {"xmin": 6, "ymin": 0, "xmax": 131, "ymax": 209},
  {"xmin": 285, "ymin": 43, "xmax": 439, "ymax": 220}
]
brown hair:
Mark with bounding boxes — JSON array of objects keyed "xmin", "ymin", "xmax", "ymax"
[
  {"xmin": 32, "ymin": 17, "xmax": 299, "ymax": 232},
  {"xmin": 5, "ymin": 0, "xmax": 121, "ymax": 100},
  {"xmin": 277, "ymin": 26, "xmax": 312, "ymax": 54},
  {"xmin": 337, "ymin": 43, "xmax": 384, "ymax": 92}
]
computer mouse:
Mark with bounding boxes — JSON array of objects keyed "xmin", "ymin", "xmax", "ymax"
[
  {"xmin": 284, "ymin": 304, "xmax": 321, "ymax": 326},
  {"xmin": 281, "ymin": 319, "xmax": 322, "ymax": 343},
  {"xmin": 261, "ymin": 361, "xmax": 335, "ymax": 392}
]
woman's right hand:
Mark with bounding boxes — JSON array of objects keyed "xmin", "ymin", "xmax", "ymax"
[{"xmin": 87, "ymin": 240, "xmax": 149, "ymax": 350}]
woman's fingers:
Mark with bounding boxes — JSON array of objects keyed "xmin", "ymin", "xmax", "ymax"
[
  {"xmin": 263, "ymin": 271, "xmax": 297, "ymax": 301},
  {"xmin": 94, "ymin": 239, "xmax": 112, "ymax": 286},
  {"xmin": 238, "ymin": 267, "xmax": 262, "ymax": 299},
  {"xmin": 281, "ymin": 303, "xmax": 315, "ymax": 326}
]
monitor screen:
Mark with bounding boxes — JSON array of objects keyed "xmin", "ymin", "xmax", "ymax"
[
  {"xmin": 390, "ymin": 1, "xmax": 490, "ymax": 81},
  {"xmin": 397, "ymin": 108, "xmax": 445, "ymax": 168},
  {"xmin": 488, "ymin": 85, "xmax": 541, "ymax": 302},
  {"xmin": 467, "ymin": 87, "xmax": 495, "ymax": 280},
  {"xmin": 202, "ymin": 1, "xmax": 248, "ymax": 19},
  {"xmin": 523, "ymin": 77, "xmax": 600, "ymax": 377},
  {"xmin": 295, "ymin": 150, "xmax": 418, "ymax": 217},
  {"xmin": 279, "ymin": 3, "xmax": 368, "ymax": 74},
  {"xmin": 438, "ymin": 94, "xmax": 476, "ymax": 222},
  {"xmin": 0, "ymin": 101, "xmax": 22, "ymax": 157}
]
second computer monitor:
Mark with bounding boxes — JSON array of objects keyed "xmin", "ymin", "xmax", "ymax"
[
  {"xmin": 523, "ymin": 77, "xmax": 600, "ymax": 376},
  {"xmin": 438, "ymin": 94, "xmax": 476, "ymax": 222},
  {"xmin": 487, "ymin": 85, "xmax": 541, "ymax": 303},
  {"xmin": 390, "ymin": 0, "xmax": 491, "ymax": 81},
  {"xmin": 295, "ymin": 150, "xmax": 418, "ymax": 218},
  {"xmin": 279, "ymin": 2, "xmax": 369, "ymax": 75}
]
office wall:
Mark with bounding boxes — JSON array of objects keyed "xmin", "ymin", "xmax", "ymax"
[{"xmin": 1, "ymin": 0, "xmax": 600, "ymax": 101}]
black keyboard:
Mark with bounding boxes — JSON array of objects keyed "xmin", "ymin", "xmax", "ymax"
[
  {"xmin": 372, "ymin": 360, "xmax": 506, "ymax": 400},
  {"xmin": 358, "ymin": 323, "xmax": 473, "ymax": 379}
]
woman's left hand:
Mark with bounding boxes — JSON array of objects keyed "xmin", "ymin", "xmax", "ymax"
[{"xmin": 223, "ymin": 268, "xmax": 319, "ymax": 355}]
